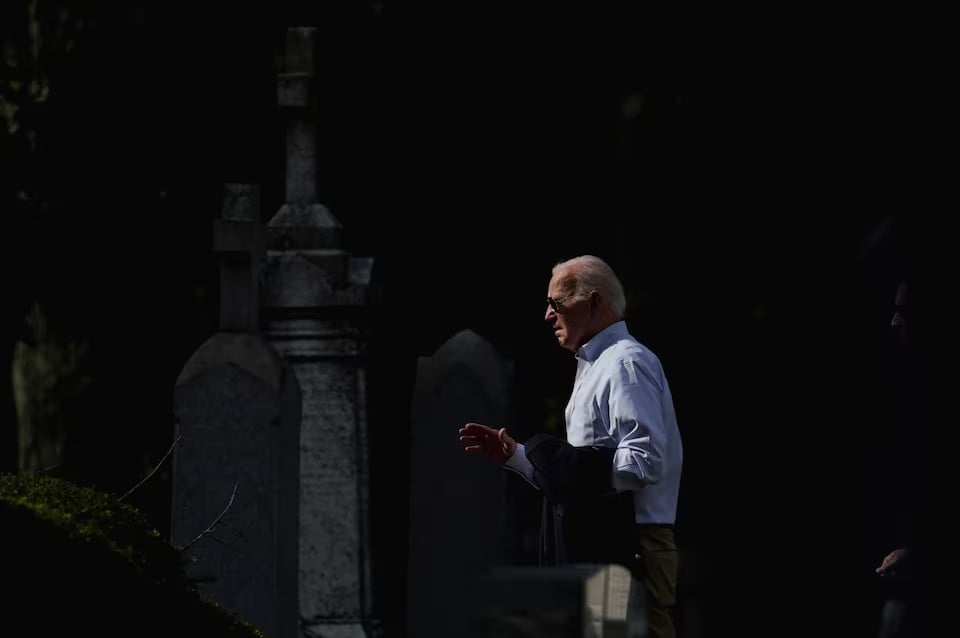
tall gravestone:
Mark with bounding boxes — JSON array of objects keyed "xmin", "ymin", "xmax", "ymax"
[
  {"xmin": 262, "ymin": 26, "xmax": 376, "ymax": 638},
  {"xmin": 171, "ymin": 184, "xmax": 301, "ymax": 638},
  {"xmin": 407, "ymin": 329, "xmax": 516, "ymax": 638}
]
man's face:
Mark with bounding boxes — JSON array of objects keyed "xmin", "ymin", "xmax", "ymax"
[{"xmin": 545, "ymin": 269, "xmax": 591, "ymax": 352}]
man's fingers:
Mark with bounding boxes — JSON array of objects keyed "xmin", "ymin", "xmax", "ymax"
[
  {"xmin": 462, "ymin": 422, "xmax": 496, "ymax": 434},
  {"xmin": 459, "ymin": 435, "xmax": 485, "ymax": 449}
]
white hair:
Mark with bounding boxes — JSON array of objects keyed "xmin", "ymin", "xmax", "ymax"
[{"xmin": 552, "ymin": 255, "xmax": 627, "ymax": 319}]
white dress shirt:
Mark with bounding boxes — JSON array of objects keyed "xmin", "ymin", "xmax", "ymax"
[{"xmin": 506, "ymin": 321, "xmax": 683, "ymax": 524}]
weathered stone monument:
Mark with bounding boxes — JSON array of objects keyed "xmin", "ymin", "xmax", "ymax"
[
  {"xmin": 473, "ymin": 563, "xmax": 647, "ymax": 638},
  {"xmin": 407, "ymin": 329, "xmax": 515, "ymax": 638},
  {"xmin": 171, "ymin": 183, "xmax": 302, "ymax": 638},
  {"xmin": 12, "ymin": 302, "xmax": 91, "ymax": 476},
  {"xmin": 261, "ymin": 26, "xmax": 376, "ymax": 637}
]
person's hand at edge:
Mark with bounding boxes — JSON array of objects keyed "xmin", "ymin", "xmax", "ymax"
[{"xmin": 876, "ymin": 547, "xmax": 910, "ymax": 575}]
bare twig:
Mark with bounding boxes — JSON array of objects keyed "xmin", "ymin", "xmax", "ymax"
[
  {"xmin": 182, "ymin": 481, "xmax": 239, "ymax": 551},
  {"xmin": 119, "ymin": 434, "xmax": 183, "ymax": 502}
]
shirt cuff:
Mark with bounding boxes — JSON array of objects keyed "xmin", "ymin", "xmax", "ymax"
[
  {"xmin": 612, "ymin": 467, "xmax": 645, "ymax": 491},
  {"xmin": 503, "ymin": 443, "xmax": 536, "ymax": 483}
]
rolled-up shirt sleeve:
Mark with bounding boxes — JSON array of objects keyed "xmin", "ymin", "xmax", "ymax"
[
  {"xmin": 504, "ymin": 443, "xmax": 539, "ymax": 488},
  {"xmin": 608, "ymin": 358, "xmax": 666, "ymax": 491}
]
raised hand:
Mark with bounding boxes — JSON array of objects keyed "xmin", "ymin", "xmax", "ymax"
[{"xmin": 459, "ymin": 422, "xmax": 517, "ymax": 464}]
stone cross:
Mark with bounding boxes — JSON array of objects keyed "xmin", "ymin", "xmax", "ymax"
[{"xmin": 262, "ymin": 26, "xmax": 377, "ymax": 637}]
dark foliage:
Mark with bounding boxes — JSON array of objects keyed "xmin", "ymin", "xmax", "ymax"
[{"xmin": 1, "ymin": 473, "xmax": 263, "ymax": 637}]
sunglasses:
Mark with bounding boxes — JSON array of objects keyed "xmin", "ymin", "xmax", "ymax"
[{"xmin": 546, "ymin": 293, "xmax": 576, "ymax": 313}]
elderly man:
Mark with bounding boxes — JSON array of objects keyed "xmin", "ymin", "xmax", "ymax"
[{"xmin": 460, "ymin": 254, "xmax": 684, "ymax": 638}]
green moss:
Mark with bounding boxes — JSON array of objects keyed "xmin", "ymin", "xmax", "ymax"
[{"xmin": 0, "ymin": 473, "xmax": 264, "ymax": 637}]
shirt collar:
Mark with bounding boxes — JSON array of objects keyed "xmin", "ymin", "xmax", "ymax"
[{"xmin": 576, "ymin": 320, "xmax": 628, "ymax": 362}]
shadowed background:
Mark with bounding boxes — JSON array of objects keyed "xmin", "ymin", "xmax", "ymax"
[{"xmin": 1, "ymin": 2, "xmax": 951, "ymax": 636}]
